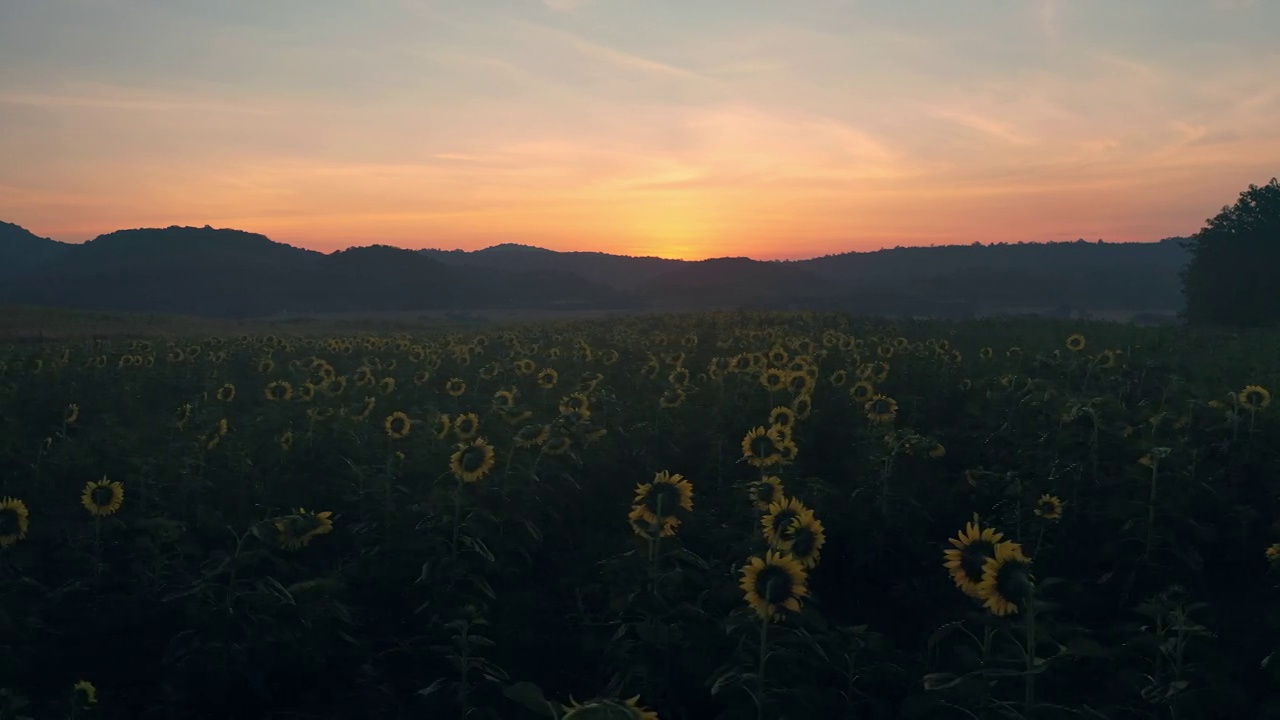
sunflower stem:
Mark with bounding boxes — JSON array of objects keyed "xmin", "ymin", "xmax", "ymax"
[
  {"xmin": 1024, "ymin": 583, "xmax": 1037, "ymax": 713},
  {"xmin": 450, "ymin": 478, "xmax": 463, "ymax": 561},
  {"xmin": 1144, "ymin": 459, "xmax": 1159, "ymax": 559},
  {"xmin": 756, "ymin": 614, "xmax": 769, "ymax": 720}
]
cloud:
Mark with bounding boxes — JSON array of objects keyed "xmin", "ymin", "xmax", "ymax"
[
  {"xmin": 513, "ymin": 20, "xmax": 703, "ymax": 79},
  {"xmin": 928, "ymin": 107, "xmax": 1034, "ymax": 145},
  {"xmin": 0, "ymin": 84, "xmax": 277, "ymax": 115},
  {"xmin": 541, "ymin": 0, "xmax": 596, "ymax": 13},
  {"xmin": 1039, "ymin": 0, "xmax": 1060, "ymax": 44}
]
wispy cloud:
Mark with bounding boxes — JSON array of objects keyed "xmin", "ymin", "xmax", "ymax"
[
  {"xmin": 513, "ymin": 20, "xmax": 704, "ymax": 79},
  {"xmin": 541, "ymin": 0, "xmax": 597, "ymax": 13},
  {"xmin": 0, "ymin": 84, "xmax": 278, "ymax": 115}
]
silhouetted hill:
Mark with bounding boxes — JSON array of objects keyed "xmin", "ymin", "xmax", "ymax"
[
  {"xmin": 641, "ymin": 257, "xmax": 835, "ymax": 309},
  {"xmin": 0, "ymin": 220, "xmax": 1192, "ymax": 319},
  {"xmin": 421, "ymin": 245, "xmax": 681, "ymax": 289},
  {"xmin": 797, "ymin": 238, "xmax": 1190, "ymax": 315},
  {"xmin": 0, "ymin": 225, "xmax": 631, "ymax": 317},
  {"xmin": 0, "ymin": 220, "xmax": 71, "ymax": 280}
]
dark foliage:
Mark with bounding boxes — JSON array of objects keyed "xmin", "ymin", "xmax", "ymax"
[{"xmin": 1181, "ymin": 178, "xmax": 1280, "ymax": 327}]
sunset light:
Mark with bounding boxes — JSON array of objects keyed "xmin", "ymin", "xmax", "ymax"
[{"xmin": 2, "ymin": 0, "xmax": 1278, "ymax": 259}]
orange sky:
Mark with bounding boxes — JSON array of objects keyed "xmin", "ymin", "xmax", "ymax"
[{"xmin": 1, "ymin": 0, "xmax": 1278, "ymax": 260}]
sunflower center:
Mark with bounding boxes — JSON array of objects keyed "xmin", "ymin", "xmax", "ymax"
[
  {"xmin": 751, "ymin": 436, "xmax": 776, "ymax": 457},
  {"xmin": 1245, "ymin": 391, "xmax": 1264, "ymax": 406},
  {"xmin": 770, "ymin": 510, "xmax": 798, "ymax": 538},
  {"xmin": 460, "ymin": 447, "xmax": 487, "ymax": 472},
  {"xmin": 789, "ymin": 527, "xmax": 816, "ymax": 558},
  {"xmin": 754, "ymin": 565, "xmax": 796, "ymax": 604},
  {"xmin": 995, "ymin": 559, "xmax": 1033, "ymax": 606},
  {"xmin": 0, "ymin": 508, "xmax": 18, "ymax": 535},
  {"xmin": 90, "ymin": 486, "xmax": 115, "ymax": 506},
  {"xmin": 960, "ymin": 540, "xmax": 995, "ymax": 583},
  {"xmin": 644, "ymin": 483, "xmax": 682, "ymax": 516}
]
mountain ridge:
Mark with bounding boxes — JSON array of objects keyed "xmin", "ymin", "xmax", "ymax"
[{"xmin": 0, "ymin": 220, "xmax": 1191, "ymax": 320}]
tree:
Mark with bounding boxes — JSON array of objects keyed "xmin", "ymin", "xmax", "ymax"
[{"xmin": 1181, "ymin": 178, "xmax": 1280, "ymax": 326}]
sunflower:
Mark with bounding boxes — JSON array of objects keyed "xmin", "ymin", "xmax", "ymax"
[
  {"xmin": 378, "ymin": 377, "xmax": 397, "ymax": 395},
  {"xmin": 72, "ymin": 680, "xmax": 98, "ymax": 707},
  {"xmin": 849, "ymin": 380, "xmax": 875, "ymax": 402},
  {"xmin": 384, "ymin": 411, "xmax": 412, "ymax": 440},
  {"xmin": 1266, "ymin": 543, "xmax": 1280, "ymax": 562},
  {"xmin": 454, "ymin": 412, "xmax": 480, "ymax": 440},
  {"xmin": 762, "ymin": 496, "xmax": 810, "ymax": 546},
  {"xmin": 445, "ymin": 378, "xmax": 467, "ymax": 397},
  {"xmin": 450, "ymin": 438, "xmax": 497, "ymax": 482},
  {"xmin": 790, "ymin": 393, "xmax": 812, "ymax": 420},
  {"xmin": 1033, "ymin": 494, "xmax": 1065, "ymax": 521},
  {"xmin": 942, "ymin": 518, "xmax": 1004, "ymax": 598},
  {"xmin": 0, "ymin": 497, "xmax": 30, "ymax": 547},
  {"xmin": 1065, "ymin": 334, "xmax": 1086, "ymax": 352},
  {"xmin": 264, "ymin": 381, "xmax": 293, "ymax": 401},
  {"xmin": 769, "ymin": 406, "xmax": 796, "ymax": 431},
  {"xmin": 741, "ymin": 426, "xmax": 783, "ymax": 467},
  {"xmin": 81, "ymin": 478, "xmax": 124, "ymax": 517},
  {"xmin": 786, "ymin": 373, "xmax": 813, "ymax": 396},
  {"xmin": 215, "ymin": 383, "xmax": 236, "ymax": 402},
  {"xmin": 494, "ymin": 388, "xmax": 519, "ymax": 409},
  {"xmin": 536, "ymin": 368, "xmax": 559, "ymax": 389},
  {"xmin": 749, "ymin": 476, "xmax": 784, "ymax": 511},
  {"xmin": 354, "ymin": 396, "xmax": 377, "ymax": 420},
  {"xmin": 760, "ymin": 369, "xmax": 789, "ymax": 393},
  {"xmin": 353, "ymin": 366, "xmax": 375, "ymax": 386},
  {"xmin": 324, "ymin": 376, "xmax": 349, "ymax": 396},
  {"xmin": 258, "ymin": 358, "xmax": 275, "ymax": 374},
  {"xmin": 293, "ymin": 382, "xmax": 315, "ymax": 402},
  {"xmin": 627, "ymin": 503, "xmax": 681, "ymax": 539},
  {"xmin": 514, "ymin": 423, "xmax": 551, "ymax": 448},
  {"xmin": 431, "ymin": 413, "xmax": 452, "ymax": 440},
  {"xmin": 543, "ymin": 435, "xmax": 573, "ymax": 456},
  {"xmin": 1239, "ymin": 385, "xmax": 1272, "ymax": 412},
  {"xmin": 977, "ymin": 541, "xmax": 1034, "ymax": 616},
  {"xmin": 740, "ymin": 550, "xmax": 810, "ymax": 622},
  {"xmin": 632, "ymin": 471, "xmax": 694, "ymax": 524},
  {"xmin": 274, "ymin": 509, "xmax": 335, "ymax": 550},
  {"xmin": 658, "ymin": 387, "xmax": 686, "ymax": 409},
  {"xmin": 562, "ymin": 695, "xmax": 659, "ymax": 720},
  {"xmin": 828, "ymin": 369, "xmax": 848, "ymax": 387},
  {"xmin": 278, "ymin": 430, "xmax": 294, "ymax": 451},
  {"xmin": 413, "ymin": 370, "xmax": 432, "ymax": 385},
  {"xmin": 776, "ymin": 510, "xmax": 825, "ymax": 569},
  {"xmin": 559, "ymin": 392, "xmax": 590, "ymax": 416},
  {"xmin": 979, "ymin": 347, "xmax": 993, "ymax": 359},
  {"xmin": 864, "ymin": 394, "xmax": 898, "ymax": 424}
]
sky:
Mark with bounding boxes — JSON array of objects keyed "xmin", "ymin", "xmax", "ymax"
[{"xmin": 1, "ymin": 0, "xmax": 1278, "ymax": 261}]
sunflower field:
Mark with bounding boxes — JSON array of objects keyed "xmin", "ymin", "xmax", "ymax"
[{"xmin": 1, "ymin": 311, "xmax": 1279, "ymax": 719}]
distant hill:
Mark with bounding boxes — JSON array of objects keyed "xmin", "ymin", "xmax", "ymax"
[
  {"xmin": 0, "ymin": 226, "xmax": 633, "ymax": 317},
  {"xmin": 0, "ymin": 220, "xmax": 71, "ymax": 280},
  {"xmin": 0, "ymin": 221, "xmax": 1191, "ymax": 319}
]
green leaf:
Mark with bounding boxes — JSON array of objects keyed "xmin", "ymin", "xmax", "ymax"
[{"xmin": 502, "ymin": 681, "xmax": 559, "ymax": 717}]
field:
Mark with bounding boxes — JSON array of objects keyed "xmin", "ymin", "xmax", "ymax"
[{"xmin": 1, "ymin": 311, "xmax": 1278, "ymax": 719}]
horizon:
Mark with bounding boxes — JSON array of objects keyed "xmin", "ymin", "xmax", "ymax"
[
  {"xmin": 2, "ymin": 216, "xmax": 1189, "ymax": 263},
  {"xmin": 2, "ymin": 2, "xmax": 1278, "ymax": 261}
]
